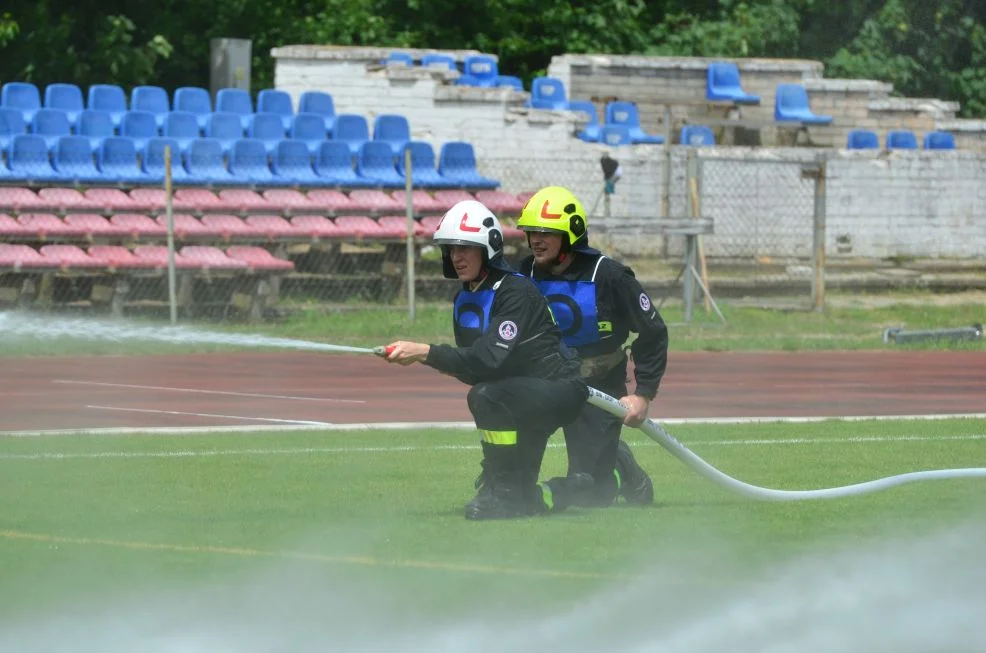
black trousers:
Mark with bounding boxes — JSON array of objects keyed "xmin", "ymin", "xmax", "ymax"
[{"xmin": 562, "ymin": 363, "xmax": 627, "ymax": 502}]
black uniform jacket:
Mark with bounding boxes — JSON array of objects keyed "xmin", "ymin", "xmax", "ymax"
[
  {"xmin": 425, "ymin": 268, "xmax": 581, "ymax": 385},
  {"xmin": 520, "ymin": 251, "xmax": 668, "ymax": 400}
]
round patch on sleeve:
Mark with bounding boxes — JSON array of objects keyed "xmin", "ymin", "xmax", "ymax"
[
  {"xmin": 497, "ymin": 320, "xmax": 519, "ymax": 341},
  {"xmin": 638, "ymin": 293, "xmax": 652, "ymax": 311}
]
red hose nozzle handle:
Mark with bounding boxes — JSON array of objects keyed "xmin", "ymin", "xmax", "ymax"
[{"xmin": 373, "ymin": 345, "xmax": 396, "ymax": 357}]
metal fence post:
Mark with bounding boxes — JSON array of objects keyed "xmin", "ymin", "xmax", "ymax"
[
  {"xmin": 811, "ymin": 156, "xmax": 827, "ymax": 312},
  {"xmin": 164, "ymin": 145, "xmax": 177, "ymax": 325},
  {"xmin": 404, "ymin": 147, "xmax": 416, "ymax": 322}
]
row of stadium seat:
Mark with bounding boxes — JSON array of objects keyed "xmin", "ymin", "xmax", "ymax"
[
  {"xmin": 0, "ymin": 213, "xmax": 525, "ymax": 242},
  {"xmin": 0, "ymin": 187, "xmax": 529, "ymax": 216},
  {"xmin": 847, "ymin": 129, "xmax": 956, "ymax": 150},
  {"xmin": 0, "ymin": 136, "xmax": 500, "ymax": 189},
  {"xmin": 0, "ymin": 243, "xmax": 293, "ymax": 271}
]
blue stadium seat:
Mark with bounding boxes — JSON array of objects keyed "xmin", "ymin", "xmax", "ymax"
[
  {"xmin": 399, "ymin": 141, "xmax": 452, "ymax": 188},
  {"xmin": 206, "ymin": 112, "xmax": 245, "ymax": 155},
  {"xmin": 333, "ymin": 114, "xmax": 370, "ymax": 158},
  {"xmin": 846, "ymin": 129, "xmax": 879, "ymax": 150},
  {"xmin": 229, "ymin": 139, "xmax": 275, "ymax": 185},
  {"xmin": 173, "ymin": 87, "xmax": 213, "ymax": 131},
  {"xmin": 680, "ymin": 125, "xmax": 716, "ymax": 146},
  {"xmin": 44, "ymin": 83, "xmax": 85, "ymax": 128},
  {"xmin": 774, "ymin": 84, "xmax": 833, "ymax": 124},
  {"xmin": 8, "ymin": 134, "xmax": 60, "ymax": 182},
  {"xmin": 454, "ymin": 74, "xmax": 481, "ymax": 87},
  {"xmin": 314, "ymin": 141, "xmax": 367, "ymax": 187},
  {"xmin": 248, "ymin": 112, "xmax": 287, "ymax": 155},
  {"xmin": 373, "ymin": 114, "xmax": 411, "ymax": 158},
  {"xmin": 257, "ymin": 89, "xmax": 294, "ymax": 132},
  {"xmin": 290, "ymin": 113, "xmax": 328, "ymax": 155},
  {"xmin": 357, "ymin": 141, "xmax": 404, "ymax": 187},
  {"xmin": 185, "ymin": 138, "xmax": 234, "ymax": 185},
  {"xmin": 567, "ymin": 100, "xmax": 601, "ymax": 142},
  {"xmin": 600, "ymin": 125, "xmax": 632, "ymax": 147},
  {"xmin": 215, "ymin": 88, "xmax": 254, "ymax": 131},
  {"xmin": 31, "ymin": 109, "xmax": 72, "ymax": 152},
  {"xmin": 706, "ymin": 62, "xmax": 761, "ymax": 104},
  {"xmin": 923, "ymin": 131, "xmax": 956, "ymax": 150},
  {"xmin": 298, "ymin": 91, "xmax": 336, "ymax": 133},
  {"xmin": 462, "ymin": 55, "xmax": 498, "ymax": 87},
  {"xmin": 97, "ymin": 137, "xmax": 146, "ymax": 184},
  {"xmin": 382, "ymin": 52, "xmax": 414, "ymax": 66},
  {"xmin": 130, "ymin": 85, "xmax": 171, "ymax": 129},
  {"xmin": 1, "ymin": 82, "xmax": 42, "ymax": 124},
  {"xmin": 53, "ymin": 135, "xmax": 101, "ymax": 183},
  {"xmin": 0, "ymin": 107, "xmax": 27, "ymax": 155},
  {"xmin": 529, "ymin": 77, "xmax": 567, "ymax": 110},
  {"xmin": 605, "ymin": 101, "xmax": 664, "ymax": 144},
  {"xmin": 87, "ymin": 84, "xmax": 128, "ymax": 129},
  {"xmin": 120, "ymin": 111, "xmax": 159, "ymax": 152},
  {"xmin": 143, "ymin": 137, "xmax": 189, "ymax": 183},
  {"xmin": 886, "ymin": 130, "xmax": 918, "ymax": 150},
  {"xmin": 438, "ymin": 142, "xmax": 499, "ymax": 189},
  {"xmin": 164, "ymin": 111, "xmax": 202, "ymax": 152},
  {"xmin": 272, "ymin": 139, "xmax": 320, "ymax": 185},
  {"xmin": 77, "ymin": 109, "xmax": 115, "ymax": 153},
  {"xmin": 421, "ymin": 54, "xmax": 456, "ymax": 71},
  {"xmin": 495, "ymin": 75, "xmax": 523, "ymax": 91}
]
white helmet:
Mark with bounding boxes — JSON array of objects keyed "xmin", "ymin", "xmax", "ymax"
[{"xmin": 433, "ymin": 200, "xmax": 506, "ymax": 278}]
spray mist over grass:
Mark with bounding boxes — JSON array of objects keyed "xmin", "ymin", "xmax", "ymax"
[{"xmin": 1, "ymin": 521, "xmax": 983, "ymax": 653}]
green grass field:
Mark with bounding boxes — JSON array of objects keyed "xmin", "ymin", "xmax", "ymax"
[{"xmin": 2, "ymin": 418, "xmax": 984, "ymax": 649}]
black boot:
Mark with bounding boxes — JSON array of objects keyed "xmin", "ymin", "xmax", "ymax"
[
  {"xmin": 538, "ymin": 473, "xmax": 595, "ymax": 513},
  {"xmin": 465, "ymin": 471, "xmax": 532, "ymax": 520},
  {"xmin": 615, "ymin": 440, "xmax": 654, "ymax": 505}
]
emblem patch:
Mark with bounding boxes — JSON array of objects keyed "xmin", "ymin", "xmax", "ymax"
[
  {"xmin": 638, "ymin": 293, "xmax": 652, "ymax": 311},
  {"xmin": 498, "ymin": 320, "xmax": 518, "ymax": 341}
]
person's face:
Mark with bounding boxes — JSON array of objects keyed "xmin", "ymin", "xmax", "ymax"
[
  {"xmin": 449, "ymin": 245, "xmax": 484, "ymax": 282},
  {"xmin": 527, "ymin": 231, "xmax": 565, "ymax": 268}
]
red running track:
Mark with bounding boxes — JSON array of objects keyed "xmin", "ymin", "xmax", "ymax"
[{"xmin": 1, "ymin": 351, "xmax": 984, "ymax": 432}]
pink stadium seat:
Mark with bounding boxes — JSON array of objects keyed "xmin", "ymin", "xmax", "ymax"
[
  {"xmin": 128, "ymin": 188, "xmax": 167, "ymax": 212},
  {"xmin": 174, "ymin": 188, "xmax": 223, "ymax": 213},
  {"xmin": 83, "ymin": 188, "xmax": 143, "ymax": 213},
  {"xmin": 476, "ymin": 190, "xmax": 524, "ymax": 215},
  {"xmin": 0, "ymin": 214, "xmax": 33, "ymax": 238},
  {"xmin": 347, "ymin": 190, "xmax": 403, "ymax": 214},
  {"xmin": 333, "ymin": 215, "xmax": 387, "ymax": 239},
  {"xmin": 39, "ymin": 244, "xmax": 108, "ymax": 269},
  {"xmin": 109, "ymin": 213, "xmax": 168, "ymax": 239},
  {"xmin": 133, "ymin": 245, "xmax": 198, "ymax": 269},
  {"xmin": 216, "ymin": 189, "xmax": 273, "ymax": 213},
  {"xmin": 244, "ymin": 215, "xmax": 301, "ymax": 240},
  {"xmin": 200, "ymin": 214, "xmax": 263, "ymax": 240},
  {"xmin": 376, "ymin": 215, "xmax": 425, "ymax": 238},
  {"xmin": 63, "ymin": 214, "xmax": 130, "ymax": 239},
  {"xmin": 0, "ymin": 244, "xmax": 48, "ymax": 269},
  {"xmin": 390, "ymin": 190, "xmax": 445, "ymax": 214},
  {"xmin": 432, "ymin": 190, "xmax": 476, "ymax": 211},
  {"xmin": 0, "ymin": 187, "xmax": 57, "ymax": 213},
  {"xmin": 306, "ymin": 189, "xmax": 356, "ymax": 215},
  {"xmin": 153, "ymin": 214, "xmax": 220, "ymax": 239},
  {"xmin": 515, "ymin": 190, "xmax": 536, "ymax": 206},
  {"xmin": 419, "ymin": 215, "xmax": 443, "ymax": 234},
  {"xmin": 289, "ymin": 215, "xmax": 340, "ymax": 239},
  {"xmin": 226, "ymin": 246, "xmax": 295, "ymax": 271},
  {"xmin": 179, "ymin": 245, "xmax": 249, "ymax": 270},
  {"xmin": 262, "ymin": 189, "xmax": 322, "ymax": 215},
  {"xmin": 17, "ymin": 213, "xmax": 89, "ymax": 239},
  {"xmin": 500, "ymin": 220, "xmax": 525, "ymax": 240},
  {"xmin": 37, "ymin": 188, "xmax": 99, "ymax": 213},
  {"xmin": 88, "ymin": 245, "xmax": 160, "ymax": 269}
]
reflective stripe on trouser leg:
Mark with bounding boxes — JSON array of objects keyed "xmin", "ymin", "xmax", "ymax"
[{"xmin": 482, "ymin": 429, "xmax": 518, "ymax": 445}]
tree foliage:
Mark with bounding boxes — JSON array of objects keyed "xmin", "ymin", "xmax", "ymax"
[{"xmin": 0, "ymin": 0, "xmax": 983, "ymax": 118}]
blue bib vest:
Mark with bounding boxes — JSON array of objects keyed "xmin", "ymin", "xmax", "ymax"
[
  {"xmin": 453, "ymin": 275, "xmax": 520, "ymax": 347},
  {"xmin": 530, "ymin": 256, "xmax": 606, "ymax": 348}
]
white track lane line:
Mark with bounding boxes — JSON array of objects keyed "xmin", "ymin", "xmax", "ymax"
[
  {"xmin": 2, "ymin": 434, "xmax": 985, "ymax": 461},
  {"xmin": 85, "ymin": 405, "xmax": 331, "ymax": 426},
  {"xmin": 52, "ymin": 380, "xmax": 365, "ymax": 404}
]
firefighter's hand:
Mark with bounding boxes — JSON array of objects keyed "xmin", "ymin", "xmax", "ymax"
[
  {"xmin": 385, "ymin": 341, "xmax": 430, "ymax": 366},
  {"xmin": 618, "ymin": 394, "xmax": 650, "ymax": 427}
]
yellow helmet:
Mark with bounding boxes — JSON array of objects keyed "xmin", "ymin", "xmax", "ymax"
[{"xmin": 517, "ymin": 186, "xmax": 588, "ymax": 246}]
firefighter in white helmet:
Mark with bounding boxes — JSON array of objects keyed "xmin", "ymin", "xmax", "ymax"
[{"xmin": 385, "ymin": 200, "xmax": 591, "ymax": 520}]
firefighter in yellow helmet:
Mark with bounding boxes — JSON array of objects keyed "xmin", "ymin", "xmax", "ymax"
[{"xmin": 516, "ymin": 186, "xmax": 669, "ymax": 506}]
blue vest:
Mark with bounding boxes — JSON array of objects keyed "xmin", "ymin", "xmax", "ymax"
[
  {"xmin": 453, "ymin": 275, "xmax": 520, "ymax": 347},
  {"xmin": 530, "ymin": 256, "xmax": 605, "ymax": 348}
]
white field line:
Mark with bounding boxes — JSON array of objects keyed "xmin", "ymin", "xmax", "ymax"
[
  {"xmin": 85, "ymin": 405, "xmax": 332, "ymax": 426},
  {"xmin": 52, "ymin": 379, "xmax": 366, "ymax": 404},
  {"xmin": 2, "ymin": 434, "xmax": 985, "ymax": 461},
  {"xmin": 2, "ymin": 412, "xmax": 986, "ymax": 438}
]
